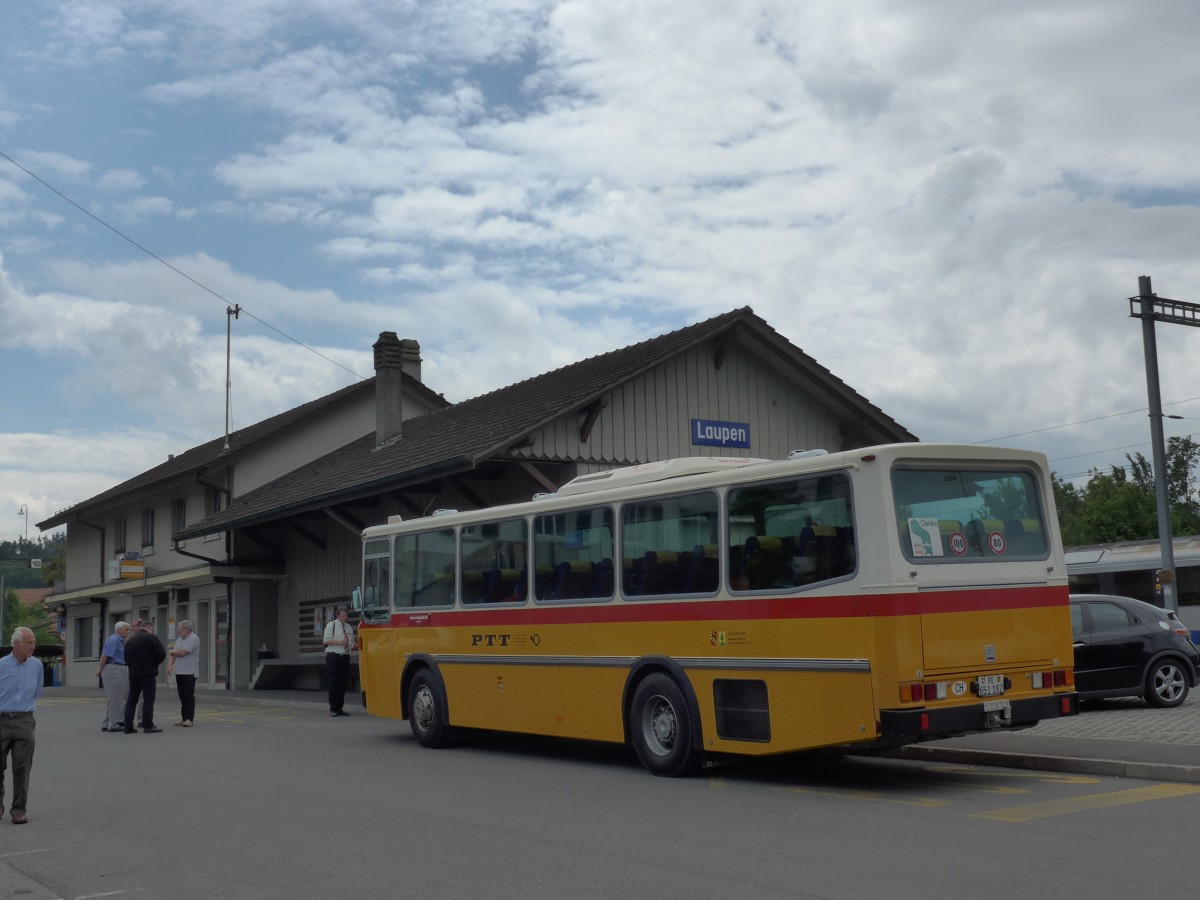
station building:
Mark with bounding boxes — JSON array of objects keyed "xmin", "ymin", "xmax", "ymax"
[{"xmin": 40, "ymin": 307, "xmax": 916, "ymax": 691}]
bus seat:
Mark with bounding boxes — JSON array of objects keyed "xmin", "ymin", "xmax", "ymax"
[
  {"xmin": 621, "ymin": 557, "xmax": 637, "ymax": 595},
  {"xmin": 641, "ymin": 550, "xmax": 685, "ymax": 595},
  {"xmin": 795, "ymin": 525, "xmax": 840, "ymax": 582},
  {"xmin": 593, "ymin": 558, "xmax": 614, "ymax": 597},
  {"xmin": 461, "ymin": 569, "xmax": 486, "ymax": 604},
  {"xmin": 1005, "ymin": 518, "xmax": 1044, "ymax": 555},
  {"xmin": 534, "ymin": 564, "xmax": 555, "ymax": 599},
  {"xmin": 743, "ymin": 535, "xmax": 795, "ymax": 590},
  {"xmin": 551, "ymin": 559, "xmax": 594, "ymax": 600},
  {"xmin": 684, "ymin": 544, "xmax": 719, "ymax": 593},
  {"xmin": 486, "ymin": 568, "xmax": 523, "ymax": 603}
]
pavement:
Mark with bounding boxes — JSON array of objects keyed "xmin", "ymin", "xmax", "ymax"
[
  {"xmin": 41, "ymin": 685, "xmax": 1200, "ymax": 783},
  {"xmin": 888, "ymin": 694, "xmax": 1200, "ymax": 784}
]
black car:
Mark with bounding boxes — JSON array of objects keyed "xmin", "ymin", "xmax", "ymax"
[{"xmin": 1070, "ymin": 593, "xmax": 1200, "ymax": 708}]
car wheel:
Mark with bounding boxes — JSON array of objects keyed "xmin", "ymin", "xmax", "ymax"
[{"xmin": 1144, "ymin": 658, "xmax": 1190, "ymax": 709}]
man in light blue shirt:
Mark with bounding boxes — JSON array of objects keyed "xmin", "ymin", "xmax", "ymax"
[
  {"xmin": 97, "ymin": 622, "xmax": 130, "ymax": 732},
  {"xmin": 0, "ymin": 626, "xmax": 43, "ymax": 824}
]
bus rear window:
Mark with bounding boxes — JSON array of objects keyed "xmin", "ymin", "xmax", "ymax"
[{"xmin": 892, "ymin": 467, "xmax": 1047, "ymax": 561}]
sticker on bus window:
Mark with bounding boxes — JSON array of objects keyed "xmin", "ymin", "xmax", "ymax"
[
  {"xmin": 948, "ymin": 532, "xmax": 968, "ymax": 556},
  {"xmin": 907, "ymin": 517, "xmax": 943, "ymax": 557},
  {"xmin": 988, "ymin": 532, "xmax": 1007, "ymax": 555}
]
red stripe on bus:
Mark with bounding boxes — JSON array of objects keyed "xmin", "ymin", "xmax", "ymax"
[{"xmin": 359, "ymin": 585, "xmax": 1067, "ymax": 629}]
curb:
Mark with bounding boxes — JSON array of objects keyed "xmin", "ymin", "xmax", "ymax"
[{"xmin": 889, "ymin": 744, "xmax": 1200, "ymax": 785}]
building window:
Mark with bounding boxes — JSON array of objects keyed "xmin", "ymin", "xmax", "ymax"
[
  {"xmin": 141, "ymin": 507, "xmax": 155, "ymax": 550},
  {"xmin": 203, "ymin": 489, "xmax": 225, "ymax": 542},
  {"xmin": 113, "ymin": 517, "xmax": 127, "ymax": 554},
  {"xmin": 205, "ymin": 487, "xmax": 225, "ymax": 516},
  {"xmin": 171, "ymin": 498, "xmax": 186, "ymax": 539},
  {"xmin": 74, "ymin": 615, "xmax": 97, "ymax": 660}
]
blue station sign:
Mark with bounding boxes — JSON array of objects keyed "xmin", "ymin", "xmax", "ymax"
[{"xmin": 690, "ymin": 418, "xmax": 751, "ymax": 449}]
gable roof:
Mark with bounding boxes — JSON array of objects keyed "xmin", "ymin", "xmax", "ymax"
[
  {"xmin": 38, "ymin": 372, "xmax": 445, "ymax": 530},
  {"xmin": 176, "ymin": 307, "xmax": 915, "ymax": 539},
  {"xmin": 15, "ymin": 588, "xmax": 55, "ymax": 609}
]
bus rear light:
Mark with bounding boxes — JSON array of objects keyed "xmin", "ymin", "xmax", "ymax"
[
  {"xmin": 900, "ymin": 682, "xmax": 947, "ymax": 702},
  {"xmin": 1031, "ymin": 671, "xmax": 1052, "ymax": 689},
  {"xmin": 1053, "ymin": 669, "xmax": 1066, "ymax": 686},
  {"xmin": 1061, "ymin": 697, "xmax": 1072, "ymax": 715},
  {"xmin": 919, "ymin": 712, "xmax": 930, "ymax": 731}
]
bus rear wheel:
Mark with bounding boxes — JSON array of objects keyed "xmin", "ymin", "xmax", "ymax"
[
  {"xmin": 408, "ymin": 669, "xmax": 451, "ymax": 748},
  {"xmin": 630, "ymin": 674, "xmax": 700, "ymax": 777}
]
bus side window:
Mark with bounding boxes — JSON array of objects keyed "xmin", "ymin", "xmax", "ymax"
[
  {"xmin": 728, "ymin": 473, "xmax": 854, "ymax": 592},
  {"xmin": 534, "ymin": 506, "xmax": 615, "ymax": 602},
  {"xmin": 395, "ymin": 528, "xmax": 456, "ymax": 609}
]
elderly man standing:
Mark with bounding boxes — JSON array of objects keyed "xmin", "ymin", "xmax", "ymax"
[
  {"xmin": 97, "ymin": 621, "xmax": 130, "ymax": 732},
  {"xmin": 0, "ymin": 626, "xmax": 43, "ymax": 824},
  {"xmin": 167, "ymin": 620, "xmax": 200, "ymax": 727},
  {"xmin": 123, "ymin": 619, "xmax": 166, "ymax": 734}
]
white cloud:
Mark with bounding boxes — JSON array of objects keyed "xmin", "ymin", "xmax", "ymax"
[
  {"xmin": 115, "ymin": 195, "xmax": 174, "ymax": 218},
  {"xmin": 14, "ymin": 150, "xmax": 92, "ymax": 180},
  {"xmin": 98, "ymin": 169, "xmax": 147, "ymax": 191}
]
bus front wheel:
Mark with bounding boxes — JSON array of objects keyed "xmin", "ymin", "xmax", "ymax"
[
  {"xmin": 408, "ymin": 669, "xmax": 451, "ymax": 748},
  {"xmin": 629, "ymin": 674, "xmax": 700, "ymax": 777}
]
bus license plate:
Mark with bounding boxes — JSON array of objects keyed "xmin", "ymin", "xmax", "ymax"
[{"xmin": 977, "ymin": 674, "xmax": 1005, "ymax": 697}]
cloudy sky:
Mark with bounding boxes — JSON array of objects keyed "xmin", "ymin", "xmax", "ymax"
[{"xmin": 3, "ymin": 0, "xmax": 1200, "ymax": 543}]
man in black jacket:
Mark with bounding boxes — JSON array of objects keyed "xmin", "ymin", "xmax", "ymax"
[{"xmin": 123, "ymin": 620, "xmax": 167, "ymax": 733}]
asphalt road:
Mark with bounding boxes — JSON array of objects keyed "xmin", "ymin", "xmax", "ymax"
[{"xmin": 3, "ymin": 694, "xmax": 1198, "ymax": 899}]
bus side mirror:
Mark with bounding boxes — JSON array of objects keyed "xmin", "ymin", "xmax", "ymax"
[{"xmin": 351, "ymin": 586, "xmax": 362, "ymax": 611}]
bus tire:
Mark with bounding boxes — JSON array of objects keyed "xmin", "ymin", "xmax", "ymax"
[
  {"xmin": 1144, "ymin": 657, "xmax": 1190, "ymax": 708},
  {"xmin": 408, "ymin": 669, "xmax": 451, "ymax": 748},
  {"xmin": 629, "ymin": 673, "xmax": 700, "ymax": 777}
]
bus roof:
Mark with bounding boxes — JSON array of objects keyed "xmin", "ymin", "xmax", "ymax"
[
  {"xmin": 556, "ymin": 456, "xmax": 770, "ymax": 496},
  {"xmin": 362, "ymin": 442, "xmax": 1051, "ymax": 538}
]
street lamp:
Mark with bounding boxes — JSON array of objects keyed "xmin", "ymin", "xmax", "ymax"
[{"xmin": 18, "ymin": 503, "xmax": 28, "ymax": 546}]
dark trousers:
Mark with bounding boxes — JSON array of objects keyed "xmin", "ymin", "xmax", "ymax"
[
  {"xmin": 125, "ymin": 674, "xmax": 158, "ymax": 729},
  {"xmin": 326, "ymin": 652, "xmax": 350, "ymax": 712},
  {"xmin": 0, "ymin": 712, "xmax": 35, "ymax": 815},
  {"xmin": 175, "ymin": 674, "xmax": 197, "ymax": 722}
]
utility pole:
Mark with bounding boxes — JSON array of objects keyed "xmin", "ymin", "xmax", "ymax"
[
  {"xmin": 223, "ymin": 304, "xmax": 240, "ymax": 452},
  {"xmin": 1128, "ymin": 275, "xmax": 1200, "ymax": 612}
]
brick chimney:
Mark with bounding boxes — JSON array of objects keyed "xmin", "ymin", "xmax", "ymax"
[
  {"xmin": 401, "ymin": 337, "xmax": 421, "ymax": 383},
  {"xmin": 373, "ymin": 333, "xmax": 422, "ymax": 447}
]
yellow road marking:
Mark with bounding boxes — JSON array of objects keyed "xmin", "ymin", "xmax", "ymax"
[
  {"xmin": 783, "ymin": 786, "xmax": 948, "ymax": 808},
  {"xmin": 974, "ymin": 783, "xmax": 1200, "ymax": 822},
  {"xmin": 918, "ymin": 779, "xmax": 1027, "ymax": 795},
  {"xmin": 708, "ymin": 777, "xmax": 726, "ymax": 790},
  {"xmin": 925, "ymin": 764, "xmax": 1099, "ymax": 785}
]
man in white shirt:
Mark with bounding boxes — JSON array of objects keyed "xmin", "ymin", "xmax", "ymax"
[
  {"xmin": 167, "ymin": 620, "xmax": 201, "ymax": 727},
  {"xmin": 322, "ymin": 607, "xmax": 355, "ymax": 717}
]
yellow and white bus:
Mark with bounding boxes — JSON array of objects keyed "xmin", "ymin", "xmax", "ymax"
[{"xmin": 354, "ymin": 443, "xmax": 1077, "ymax": 775}]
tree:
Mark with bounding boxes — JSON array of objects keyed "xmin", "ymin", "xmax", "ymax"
[
  {"xmin": 1054, "ymin": 436, "xmax": 1200, "ymax": 546},
  {"xmin": 2, "ymin": 583, "xmax": 56, "ymax": 646}
]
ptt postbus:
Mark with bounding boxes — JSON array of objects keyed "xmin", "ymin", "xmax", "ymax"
[{"xmin": 353, "ymin": 443, "xmax": 1078, "ymax": 775}]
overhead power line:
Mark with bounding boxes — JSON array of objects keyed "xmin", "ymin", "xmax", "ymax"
[
  {"xmin": 976, "ymin": 397, "xmax": 1200, "ymax": 444},
  {"xmin": 0, "ymin": 150, "xmax": 366, "ymax": 382}
]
